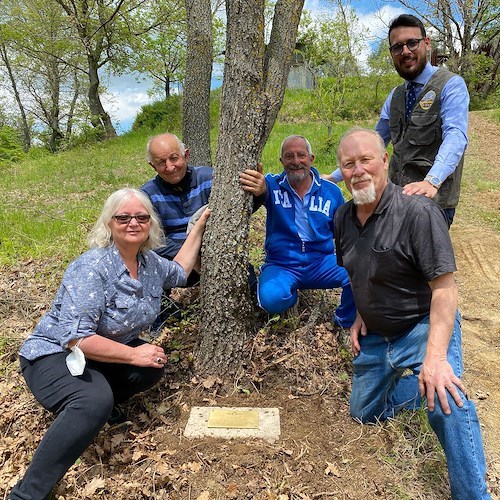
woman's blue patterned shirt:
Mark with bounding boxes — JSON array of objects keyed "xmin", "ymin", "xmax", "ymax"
[{"xmin": 19, "ymin": 245, "xmax": 186, "ymax": 360}]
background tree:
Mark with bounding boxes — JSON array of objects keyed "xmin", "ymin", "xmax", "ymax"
[
  {"xmin": 367, "ymin": 39, "xmax": 396, "ymax": 104},
  {"xmin": 52, "ymin": 0, "xmax": 136, "ymax": 139},
  {"xmin": 127, "ymin": 0, "xmax": 187, "ymax": 101},
  {"xmin": 182, "ymin": 0, "xmax": 213, "ymax": 166},
  {"xmin": 296, "ymin": 1, "xmax": 365, "ymax": 136},
  {"xmin": 0, "ymin": 37, "xmax": 31, "ymax": 151},
  {"xmin": 196, "ymin": 0, "xmax": 305, "ymax": 377},
  {"xmin": 0, "ymin": 0, "xmax": 89, "ymax": 151}
]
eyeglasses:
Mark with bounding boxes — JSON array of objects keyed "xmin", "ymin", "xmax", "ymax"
[
  {"xmin": 112, "ymin": 214, "xmax": 151, "ymax": 224},
  {"xmin": 389, "ymin": 38, "xmax": 424, "ymax": 56},
  {"xmin": 282, "ymin": 152, "xmax": 310, "ymax": 161}
]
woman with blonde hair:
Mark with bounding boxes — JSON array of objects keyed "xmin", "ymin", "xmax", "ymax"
[{"xmin": 9, "ymin": 188, "xmax": 209, "ymax": 499}]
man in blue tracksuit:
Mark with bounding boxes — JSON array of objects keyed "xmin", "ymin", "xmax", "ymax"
[{"xmin": 240, "ymin": 135, "xmax": 356, "ymax": 327}]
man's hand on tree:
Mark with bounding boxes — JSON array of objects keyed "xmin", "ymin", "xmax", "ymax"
[{"xmin": 240, "ymin": 163, "xmax": 266, "ymax": 196}]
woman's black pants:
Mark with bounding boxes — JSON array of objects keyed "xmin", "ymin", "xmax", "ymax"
[{"xmin": 9, "ymin": 343, "xmax": 163, "ymax": 500}]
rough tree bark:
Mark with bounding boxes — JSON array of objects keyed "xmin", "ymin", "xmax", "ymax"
[
  {"xmin": 182, "ymin": 0, "xmax": 213, "ymax": 166},
  {"xmin": 195, "ymin": 0, "xmax": 305, "ymax": 377}
]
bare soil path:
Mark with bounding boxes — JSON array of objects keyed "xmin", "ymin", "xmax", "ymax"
[{"xmin": 451, "ymin": 112, "xmax": 500, "ymax": 478}]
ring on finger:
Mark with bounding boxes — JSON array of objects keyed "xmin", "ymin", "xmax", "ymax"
[{"xmin": 156, "ymin": 357, "xmax": 162, "ymax": 364}]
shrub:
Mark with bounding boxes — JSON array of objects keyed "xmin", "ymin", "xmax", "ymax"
[
  {"xmin": 0, "ymin": 126, "xmax": 24, "ymax": 166},
  {"xmin": 60, "ymin": 124, "xmax": 107, "ymax": 150},
  {"xmin": 132, "ymin": 97, "xmax": 183, "ymax": 132}
]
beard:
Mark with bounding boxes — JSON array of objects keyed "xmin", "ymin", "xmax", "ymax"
[
  {"xmin": 286, "ymin": 167, "xmax": 308, "ymax": 184},
  {"xmin": 352, "ymin": 182, "xmax": 376, "ymax": 205},
  {"xmin": 394, "ymin": 53, "xmax": 427, "ymax": 81}
]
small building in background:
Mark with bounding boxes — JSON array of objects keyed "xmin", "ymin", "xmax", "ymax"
[{"xmin": 287, "ymin": 46, "xmax": 314, "ymax": 90}]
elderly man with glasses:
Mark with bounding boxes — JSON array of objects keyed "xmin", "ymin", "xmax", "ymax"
[
  {"xmin": 325, "ymin": 14, "xmax": 468, "ymax": 228},
  {"xmin": 240, "ymin": 134, "xmax": 356, "ymax": 327}
]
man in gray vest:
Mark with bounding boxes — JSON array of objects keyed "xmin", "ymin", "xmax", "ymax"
[{"xmin": 325, "ymin": 14, "xmax": 468, "ymax": 227}]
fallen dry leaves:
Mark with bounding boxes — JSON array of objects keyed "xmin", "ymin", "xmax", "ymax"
[{"xmin": 1, "ymin": 235, "xmax": 499, "ymax": 498}]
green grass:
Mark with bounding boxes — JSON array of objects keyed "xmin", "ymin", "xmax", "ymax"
[
  {"xmin": 1, "ymin": 93, "xmax": 498, "ymax": 266},
  {"xmin": 0, "ymin": 129, "xmax": 155, "ymax": 265},
  {"xmin": 484, "ymin": 107, "xmax": 500, "ymax": 125}
]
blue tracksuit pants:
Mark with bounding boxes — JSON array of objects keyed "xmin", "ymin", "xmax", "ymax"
[{"xmin": 257, "ymin": 253, "xmax": 356, "ymax": 327}]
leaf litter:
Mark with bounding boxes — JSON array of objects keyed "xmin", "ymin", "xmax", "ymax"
[{"xmin": 1, "ymin": 258, "xmax": 498, "ymax": 499}]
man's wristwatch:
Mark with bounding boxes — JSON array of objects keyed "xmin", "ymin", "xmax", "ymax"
[{"xmin": 424, "ymin": 175, "xmax": 442, "ymax": 189}]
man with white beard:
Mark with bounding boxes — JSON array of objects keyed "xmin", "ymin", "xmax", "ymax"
[
  {"xmin": 240, "ymin": 134, "xmax": 356, "ymax": 327},
  {"xmin": 334, "ymin": 127, "xmax": 491, "ymax": 500}
]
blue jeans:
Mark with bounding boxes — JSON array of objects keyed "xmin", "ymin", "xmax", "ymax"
[
  {"xmin": 443, "ymin": 207, "xmax": 455, "ymax": 228},
  {"xmin": 350, "ymin": 312, "xmax": 490, "ymax": 500},
  {"xmin": 257, "ymin": 253, "xmax": 356, "ymax": 327}
]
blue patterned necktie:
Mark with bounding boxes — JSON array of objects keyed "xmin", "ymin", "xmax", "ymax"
[{"xmin": 405, "ymin": 81, "xmax": 418, "ymax": 120}]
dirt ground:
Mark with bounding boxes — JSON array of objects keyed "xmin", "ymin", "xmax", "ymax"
[{"xmin": 0, "ymin": 112, "xmax": 499, "ymax": 499}]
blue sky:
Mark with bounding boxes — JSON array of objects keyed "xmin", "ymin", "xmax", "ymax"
[{"xmin": 103, "ymin": 1, "xmax": 406, "ymax": 133}]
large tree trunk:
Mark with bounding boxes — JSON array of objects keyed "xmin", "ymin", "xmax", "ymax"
[
  {"xmin": 182, "ymin": 0, "xmax": 213, "ymax": 166},
  {"xmin": 195, "ymin": 0, "xmax": 304, "ymax": 377}
]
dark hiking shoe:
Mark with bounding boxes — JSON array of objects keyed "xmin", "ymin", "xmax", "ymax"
[{"xmin": 107, "ymin": 406, "xmax": 131, "ymax": 431}]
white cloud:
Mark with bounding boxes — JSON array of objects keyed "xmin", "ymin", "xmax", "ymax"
[
  {"xmin": 358, "ymin": 5, "xmax": 408, "ymax": 44},
  {"xmin": 356, "ymin": 5, "xmax": 408, "ymax": 66},
  {"xmin": 103, "ymin": 89, "xmax": 151, "ymax": 122},
  {"xmin": 99, "ymin": 71, "xmax": 154, "ymax": 133}
]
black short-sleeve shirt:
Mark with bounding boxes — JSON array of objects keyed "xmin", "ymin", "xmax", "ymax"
[{"xmin": 334, "ymin": 181, "xmax": 456, "ymax": 337}]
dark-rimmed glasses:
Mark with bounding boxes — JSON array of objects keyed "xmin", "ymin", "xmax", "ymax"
[
  {"xmin": 389, "ymin": 38, "xmax": 424, "ymax": 56},
  {"xmin": 112, "ymin": 214, "xmax": 151, "ymax": 224}
]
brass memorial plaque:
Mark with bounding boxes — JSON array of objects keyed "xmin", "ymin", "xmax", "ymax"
[{"xmin": 207, "ymin": 409, "xmax": 259, "ymax": 429}]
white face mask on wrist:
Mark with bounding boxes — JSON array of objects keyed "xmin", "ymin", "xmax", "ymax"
[{"xmin": 66, "ymin": 339, "xmax": 86, "ymax": 376}]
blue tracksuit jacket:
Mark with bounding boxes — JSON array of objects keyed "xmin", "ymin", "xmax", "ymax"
[{"xmin": 262, "ymin": 167, "xmax": 345, "ymax": 266}]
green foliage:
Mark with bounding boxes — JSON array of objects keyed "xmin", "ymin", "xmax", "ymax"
[
  {"xmin": 132, "ymin": 97, "xmax": 183, "ymax": 133},
  {"xmin": 127, "ymin": 1, "xmax": 187, "ymax": 101},
  {"xmin": 471, "ymin": 90, "xmax": 500, "ymax": 112},
  {"xmin": 0, "ymin": 125, "xmax": 24, "ymax": 165},
  {"xmin": 297, "ymin": 5, "xmax": 364, "ymax": 77},
  {"xmin": 132, "ymin": 91, "xmax": 222, "ymax": 138},
  {"xmin": 461, "ymin": 52, "xmax": 500, "ymax": 109},
  {"xmin": 60, "ymin": 124, "xmax": 106, "ymax": 150},
  {"xmin": 295, "ymin": 5, "xmax": 370, "ymax": 137},
  {"xmin": 368, "ymin": 39, "xmax": 394, "ymax": 76},
  {"xmin": 298, "ymin": 73, "xmax": 400, "ymax": 138}
]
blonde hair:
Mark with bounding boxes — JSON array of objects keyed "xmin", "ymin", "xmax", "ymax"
[{"xmin": 87, "ymin": 188, "xmax": 164, "ymax": 252}]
